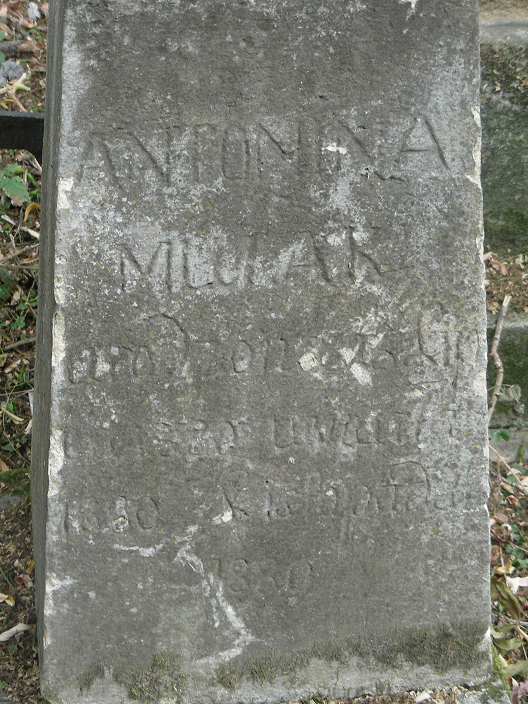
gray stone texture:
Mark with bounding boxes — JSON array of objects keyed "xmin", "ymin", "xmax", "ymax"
[{"xmin": 32, "ymin": 1, "xmax": 491, "ymax": 702}]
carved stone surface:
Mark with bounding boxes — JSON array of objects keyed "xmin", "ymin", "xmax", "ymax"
[{"xmin": 32, "ymin": 1, "xmax": 490, "ymax": 702}]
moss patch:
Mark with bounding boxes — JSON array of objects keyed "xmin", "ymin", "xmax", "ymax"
[
  {"xmin": 349, "ymin": 620, "xmax": 488, "ymax": 672},
  {"xmin": 215, "ymin": 640, "xmax": 351, "ymax": 690},
  {"xmin": 491, "ymin": 643, "xmax": 510, "ymax": 694},
  {"xmin": 215, "ymin": 620, "xmax": 489, "ymax": 691},
  {"xmin": 113, "ymin": 652, "xmax": 189, "ymax": 703},
  {"xmin": 78, "ymin": 663, "xmax": 105, "ymax": 693}
]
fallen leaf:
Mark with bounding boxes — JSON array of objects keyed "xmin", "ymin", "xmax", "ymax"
[
  {"xmin": 0, "ymin": 623, "xmax": 30, "ymax": 642},
  {"xmin": 492, "ymin": 575, "xmax": 522, "ymax": 619},
  {"xmin": 491, "ymin": 258, "xmax": 508, "ymax": 275},
  {"xmin": 20, "ymin": 226, "xmax": 39, "ymax": 239},
  {"xmin": 0, "ymin": 458, "xmax": 8, "ymax": 472},
  {"xmin": 518, "ymin": 476, "xmax": 528, "ymax": 491},
  {"xmin": 493, "ymin": 637, "xmax": 524, "ymax": 652},
  {"xmin": 0, "ymin": 593, "xmax": 15, "ymax": 606},
  {"xmin": 492, "ymin": 625, "xmax": 516, "ymax": 637},
  {"xmin": 26, "ymin": 560, "xmax": 34, "ymax": 575},
  {"xmin": 492, "ymin": 512, "xmax": 510, "ymax": 524},
  {"xmin": 512, "ymin": 677, "xmax": 528, "ymax": 704},
  {"xmin": 23, "ymin": 203, "xmax": 39, "ymax": 221},
  {"xmin": 15, "ymin": 574, "xmax": 32, "ymax": 588},
  {"xmin": 507, "ymin": 576, "xmax": 528, "ymax": 594},
  {"xmin": 495, "ymin": 560, "xmax": 513, "ymax": 575},
  {"xmin": 505, "ymin": 659, "xmax": 528, "ymax": 678},
  {"xmin": 1, "ymin": 405, "xmax": 25, "ymax": 423},
  {"xmin": 500, "ymin": 481, "xmax": 516, "ymax": 495}
]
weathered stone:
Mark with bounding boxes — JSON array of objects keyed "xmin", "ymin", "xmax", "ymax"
[{"xmin": 32, "ymin": 1, "xmax": 490, "ymax": 702}]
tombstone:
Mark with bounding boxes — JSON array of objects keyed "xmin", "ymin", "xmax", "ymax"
[{"xmin": 32, "ymin": 1, "xmax": 491, "ymax": 702}]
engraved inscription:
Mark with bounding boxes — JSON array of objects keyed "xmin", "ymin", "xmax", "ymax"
[
  {"xmin": 65, "ymin": 495, "xmax": 160, "ymax": 535},
  {"xmin": 107, "ymin": 418, "xmax": 248, "ymax": 459},
  {"xmin": 84, "ymin": 114, "xmax": 451, "ymax": 198},
  {"xmin": 207, "ymin": 557, "xmax": 313, "ymax": 598},
  {"xmin": 218, "ymin": 463, "xmax": 432, "ymax": 526},
  {"xmin": 118, "ymin": 230, "xmax": 359, "ymax": 294},
  {"xmin": 271, "ymin": 411, "xmax": 421, "ymax": 452}
]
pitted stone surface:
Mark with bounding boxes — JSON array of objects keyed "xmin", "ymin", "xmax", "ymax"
[{"xmin": 32, "ymin": 1, "xmax": 490, "ymax": 703}]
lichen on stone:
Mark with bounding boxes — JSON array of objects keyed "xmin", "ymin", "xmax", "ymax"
[
  {"xmin": 113, "ymin": 651, "xmax": 189, "ymax": 703},
  {"xmin": 77, "ymin": 662, "xmax": 105, "ymax": 693},
  {"xmin": 215, "ymin": 620, "xmax": 490, "ymax": 691}
]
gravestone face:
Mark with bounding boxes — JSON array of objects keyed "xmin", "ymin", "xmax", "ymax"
[{"xmin": 32, "ymin": 1, "xmax": 491, "ymax": 702}]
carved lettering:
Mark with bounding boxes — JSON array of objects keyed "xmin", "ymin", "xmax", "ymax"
[
  {"xmin": 116, "ymin": 231, "xmax": 362, "ymax": 294},
  {"xmin": 109, "ymin": 418, "xmax": 248, "ymax": 459},
  {"xmin": 208, "ymin": 557, "xmax": 313, "ymax": 598},
  {"xmin": 271, "ymin": 411, "xmax": 421, "ymax": 452},
  {"xmin": 65, "ymin": 495, "xmax": 160, "ymax": 535},
  {"xmin": 120, "ymin": 242, "xmax": 173, "ymax": 294},
  {"xmin": 84, "ymin": 114, "xmax": 451, "ymax": 199},
  {"xmin": 218, "ymin": 462, "xmax": 435, "ymax": 527},
  {"xmin": 399, "ymin": 116, "xmax": 448, "ymax": 170}
]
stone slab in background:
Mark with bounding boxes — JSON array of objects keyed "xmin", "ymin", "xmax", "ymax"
[
  {"xmin": 481, "ymin": 26, "xmax": 528, "ymax": 254},
  {"xmin": 32, "ymin": 1, "xmax": 490, "ymax": 702},
  {"xmin": 487, "ymin": 311, "xmax": 528, "ymax": 426},
  {"xmin": 480, "ymin": 0, "xmax": 528, "ymax": 22},
  {"xmin": 481, "ymin": 20, "xmax": 528, "ymax": 44},
  {"xmin": 479, "ymin": 3, "xmax": 528, "ymax": 426}
]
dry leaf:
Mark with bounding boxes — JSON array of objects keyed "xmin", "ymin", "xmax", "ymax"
[
  {"xmin": 491, "ymin": 259, "xmax": 508, "ymax": 275},
  {"xmin": 1, "ymin": 405, "xmax": 24, "ymax": 423},
  {"xmin": 496, "ymin": 560, "xmax": 513, "ymax": 575},
  {"xmin": 507, "ymin": 576, "xmax": 528, "ymax": 594},
  {"xmin": 0, "ymin": 458, "xmax": 8, "ymax": 472},
  {"xmin": 15, "ymin": 574, "xmax": 31, "ymax": 587},
  {"xmin": 492, "ymin": 512, "xmax": 510, "ymax": 524},
  {"xmin": 0, "ymin": 623, "xmax": 30, "ymax": 642},
  {"xmin": 20, "ymin": 226, "xmax": 39, "ymax": 239},
  {"xmin": 512, "ymin": 675, "xmax": 528, "ymax": 704},
  {"xmin": 23, "ymin": 202, "xmax": 40, "ymax": 221},
  {"xmin": 0, "ymin": 593, "xmax": 15, "ymax": 607}
]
